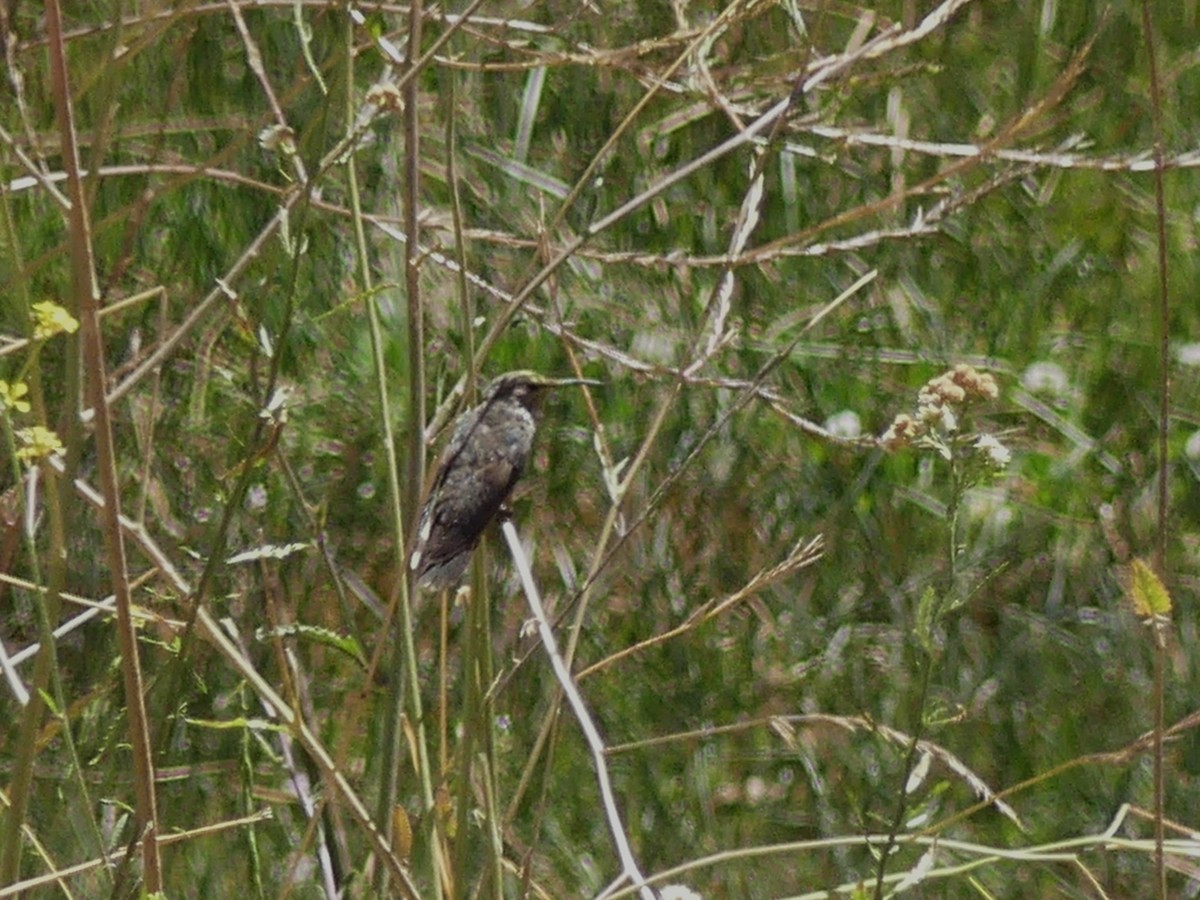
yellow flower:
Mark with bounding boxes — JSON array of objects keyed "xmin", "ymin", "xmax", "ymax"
[
  {"xmin": 15, "ymin": 425, "xmax": 64, "ymax": 462},
  {"xmin": 0, "ymin": 380, "xmax": 31, "ymax": 413},
  {"xmin": 31, "ymin": 301, "xmax": 80, "ymax": 340}
]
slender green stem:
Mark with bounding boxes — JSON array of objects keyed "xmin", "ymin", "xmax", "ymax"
[
  {"xmin": 1137, "ymin": 2, "xmax": 1169, "ymax": 894},
  {"xmin": 0, "ymin": 416, "xmax": 108, "ymax": 886},
  {"xmin": 872, "ymin": 656, "xmax": 934, "ymax": 899},
  {"xmin": 947, "ymin": 452, "xmax": 961, "ymax": 593},
  {"xmin": 873, "ymin": 437, "xmax": 964, "ymax": 898},
  {"xmin": 344, "ymin": 75, "xmax": 427, "ymax": 900}
]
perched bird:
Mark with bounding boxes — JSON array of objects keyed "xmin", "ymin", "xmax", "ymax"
[{"xmin": 409, "ymin": 370, "xmax": 597, "ymax": 590}]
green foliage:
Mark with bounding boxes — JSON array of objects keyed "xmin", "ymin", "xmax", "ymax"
[{"xmin": 2, "ymin": 1, "xmax": 1199, "ymax": 898}]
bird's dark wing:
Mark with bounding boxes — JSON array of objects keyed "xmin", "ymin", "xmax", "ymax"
[
  {"xmin": 409, "ymin": 403, "xmax": 485, "ymax": 566},
  {"xmin": 410, "ymin": 398, "xmax": 527, "ymax": 578},
  {"xmin": 417, "ymin": 454, "xmax": 524, "ymax": 568}
]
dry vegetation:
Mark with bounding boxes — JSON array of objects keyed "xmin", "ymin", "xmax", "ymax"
[{"xmin": 2, "ymin": 1, "xmax": 1199, "ymax": 897}]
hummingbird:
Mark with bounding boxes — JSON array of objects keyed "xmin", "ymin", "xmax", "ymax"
[{"xmin": 409, "ymin": 370, "xmax": 598, "ymax": 591}]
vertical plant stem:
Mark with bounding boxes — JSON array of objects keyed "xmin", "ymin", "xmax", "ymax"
[
  {"xmin": 1152, "ymin": 623, "xmax": 1166, "ymax": 896},
  {"xmin": 394, "ymin": 0, "xmax": 436, "ymax": 883},
  {"xmin": 445, "ymin": 64, "xmax": 476, "ymax": 389},
  {"xmin": 0, "ymin": 139, "xmax": 101, "ymax": 886},
  {"xmin": 1138, "ymin": 3, "xmax": 1169, "ymax": 895},
  {"xmin": 872, "ymin": 661, "xmax": 933, "ymax": 900},
  {"xmin": 442, "ymin": 54, "xmax": 502, "ymax": 896},
  {"xmin": 349, "ymin": 131, "xmax": 421, "ymax": 891},
  {"xmin": 0, "ymin": 427, "xmax": 106, "ymax": 885},
  {"xmin": 343, "ymin": 6, "xmax": 440, "ymax": 895},
  {"xmin": 947, "ymin": 455, "xmax": 961, "ymax": 589},
  {"xmin": 873, "ymin": 442, "xmax": 962, "ymax": 899},
  {"xmin": 0, "ymin": 615, "xmax": 51, "ymax": 883},
  {"xmin": 402, "ymin": 0, "xmax": 426, "ymax": 530},
  {"xmin": 44, "ymin": 0, "xmax": 161, "ymax": 888},
  {"xmin": 451, "ymin": 585, "xmax": 489, "ymax": 891}
]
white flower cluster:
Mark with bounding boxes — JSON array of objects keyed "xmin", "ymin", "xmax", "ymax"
[{"xmin": 879, "ymin": 364, "xmax": 1009, "ymax": 469}]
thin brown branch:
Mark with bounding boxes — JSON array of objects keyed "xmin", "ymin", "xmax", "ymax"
[{"xmin": 43, "ymin": 0, "xmax": 162, "ymax": 888}]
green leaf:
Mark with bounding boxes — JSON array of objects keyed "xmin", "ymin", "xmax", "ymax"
[
  {"xmin": 255, "ymin": 623, "xmax": 367, "ymax": 668},
  {"xmin": 1127, "ymin": 558, "xmax": 1172, "ymax": 618},
  {"xmin": 914, "ymin": 585, "xmax": 940, "ymax": 657}
]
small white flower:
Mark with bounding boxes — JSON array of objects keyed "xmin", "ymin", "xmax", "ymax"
[
  {"xmin": 916, "ymin": 402, "xmax": 941, "ymax": 425},
  {"xmin": 1186, "ymin": 430, "xmax": 1200, "ymax": 460},
  {"xmin": 246, "ymin": 483, "xmax": 269, "ymax": 512},
  {"xmin": 894, "ymin": 843, "xmax": 937, "ymax": 892},
  {"xmin": 905, "ymin": 750, "xmax": 932, "ymax": 795},
  {"xmin": 365, "ymin": 81, "xmax": 403, "ymax": 112},
  {"xmin": 918, "ymin": 403, "xmax": 957, "ymax": 432},
  {"xmin": 744, "ymin": 775, "xmax": 768, "ymax": 805},
  {"xmin": 975, "ymin": 433, "xmax": 1011, "ymax": 468},
  {"xmin": 824, "ymin": 409, "xmax": 862, "ymax": 439},
  {"xmin": 258, "ymin": 124, "xmax": 296, "ymax": 155},
  {"xmin": 921, "ymin": 400, "xmax": 960, "ymax": 434},
  {"xmin": 1021, "ymin": 361, "xmax": 1070, "ymax": 398},
  {"xmin": 260, "ymin": 385, "xmax": 290, "ymax": 423},
  {"xmin": 1175, "ymin": 343, "xmax": 1200, "ymax": 367}
]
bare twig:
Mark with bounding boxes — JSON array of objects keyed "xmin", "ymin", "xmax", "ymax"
[{"xmin": 503, "ymin": 520, "xmax": 657, "ymax": 900}]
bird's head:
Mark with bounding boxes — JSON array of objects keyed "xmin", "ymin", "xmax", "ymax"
[{"xmin": 483, "ymin": 370, "xmax": 599, "ymax": 414}]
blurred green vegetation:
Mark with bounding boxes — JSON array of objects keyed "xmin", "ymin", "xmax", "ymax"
[{"xmin": 2, "ymin": 0, "xmax": 1200, "ymax": 897}]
